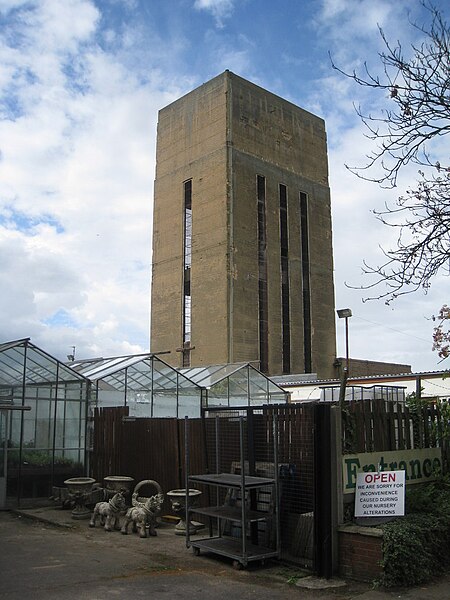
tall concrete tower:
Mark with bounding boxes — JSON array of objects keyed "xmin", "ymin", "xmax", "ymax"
[{"xmin": 151, "ymin": 71, "xmax": 336, "ymax": 378}]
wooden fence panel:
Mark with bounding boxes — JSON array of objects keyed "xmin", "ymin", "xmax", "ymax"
[
  {"xmin": 341, "ymin": 399, "xmax": 448, "ymax": 464},
  {"xmin": 90, "ymin": 406, "xmax": 128, "ymax": 482},
  {"xmin": 387, "ymin": 402, "xmax": 396, "ymax": 450},
  {"xmin": 121, "ymin": 418, "xmax": 180, "ymax": 493},
  {"xmin": 363, "ymin": 402, "xmax": 373, "ymax": 452},
  {"xmin": 178, "ymin": 418, "xmax": 208, "ymax": 488}
]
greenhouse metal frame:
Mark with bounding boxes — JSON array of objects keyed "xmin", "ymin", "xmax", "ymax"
[
  {"xmin": 70, "ymin": 354, "xmax": 288, "ymax": 417},
  {"xmin": 0, "ymin": 338, "xmax": 91, "ymax": 508}
]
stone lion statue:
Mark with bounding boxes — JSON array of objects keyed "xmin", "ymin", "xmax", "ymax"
[
  {"xmin": 121, "ymin": 492, "xmax": 164, "ymax": 538},
  {"xmin": 89, "ymin": 491, "xmax": 126, "ymax": 531}
]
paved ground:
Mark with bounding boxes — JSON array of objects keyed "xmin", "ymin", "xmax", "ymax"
[{"xmin": 0, "ymin": 508, "xmax": 449, "ymax": 599}]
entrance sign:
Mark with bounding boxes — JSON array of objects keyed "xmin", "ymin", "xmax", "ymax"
[
  {"xmin": 355, "ymin": 470, "xmax": 405, "ymax": 517},
  {"xmin": 343, "ymin": 448, "xmax": 442, "ymax": 491}
]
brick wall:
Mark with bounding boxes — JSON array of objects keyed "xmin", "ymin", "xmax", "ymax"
[{"xmin": 339, "ymin": 525, "xmax": 383, "ymax": 582}]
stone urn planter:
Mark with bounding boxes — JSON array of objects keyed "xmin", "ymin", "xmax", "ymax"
[
  {"xmin": 167, "ymin": 488, "xmax": 202, "ymax": 535},
  {"xmin": 64, "ymin": 477, "xmax": 96, "ymax": 519},
  {"xmin": 103, "ymin": 476, "xmax": 134, "ymax": 499}
]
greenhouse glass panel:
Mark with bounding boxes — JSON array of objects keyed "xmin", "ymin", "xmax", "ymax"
[
  {"xmin": 228, "ymin": 370, "xmax": 249, "ymax": 406},
  {"xmin": 127, "ymin": 386, "xmax": 152, "ymax": 417},
  {"xmin": 178, "ymin": 375, "xmax": 203, "ymax": 417},
  {"xmin": 62, "ymin": 383, "xmax": 84, "ymax": 400},
  {"xmin": 249, "ymin": 369, "xmax": 269, "ymax": 405},
  {"xmin": 26, "ymin": 348, "xmax": 58, "ymax": 385},
  {"xmin": 128, "ymin": 400, "xmax": 152, "ymax": 418},
  {"xmin": 54, "ymin": 400, "xmax": 65, "ymax": 448},
  {"xmin": 21, "ymin": 399, "xmax": 37, "ymax": 447},
  {"xmin": 9, "ymin": 410, "xmax": 22, "ymax": 447},
  {"xmin": 97, "ymin": 389, "xmax": 124, "ymax": 407},
  {"xmin": 125, "ymin": 360, "xmax": 153, "ymax": 391},
  {"xmin": 178, "ymin": 391, "xmax": 202, "ymax": 417},
  {"xmin": 59, "ymin": 448, "xmax": 83, "ymax": 465},
  {"xmin": 152, "ymin": 358, "xmax": 179, "ymax": 390},
  {"xmin": 181, "ymin": 364, "xmax": 243, "ymax": 388},
  {"xmin": 207, "ymin": 378, "xmax": 229, "ymax": 408},
  {"xmin": 35, "ymin": 398, "xmax": 54, "ymax": 448},
  {"xmin": 206, "ymin": 391, "xmax": 229, "ymax": 408},
  {"xmin": 152, "ymin": 392, "xmax": 177, "ymax": 417},
  {"xmin": 64, "ymin": 401, "xmax": 82, "ymax": 447},
  {"xmin": 0, "ymin": 346, "xmax": 25, "ymax": 386},
  {"xmin": 37, "ymin": 385, "xmax": 52, "ymax": 399},
  {"xmin": 127, "ymin": 390, "xmax": 151, "ymax": 404},
  {"xmin": 102, "ymin": 370, "xmax": 126, "ymax": 392}
]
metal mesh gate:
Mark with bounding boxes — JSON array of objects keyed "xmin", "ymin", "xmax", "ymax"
[{"xmin": 195, "ymin": 405, "xmax": 317, "ymax": 569}]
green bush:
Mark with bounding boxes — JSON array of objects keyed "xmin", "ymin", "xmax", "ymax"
[
  {"xmin": 379, "ymin": 477, "xmax": 450, "ymax": 587},
  {"xmin": 7, "ymin": 448, "xmax": 80, "ymax": 469}
]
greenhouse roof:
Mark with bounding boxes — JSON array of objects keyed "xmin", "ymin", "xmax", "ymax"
[
  {"xmin": 71, "ymin": 353, "xmax": 153, "ymax": 380},
  {"xmin": 179, "ymin": 362, "xmax": 286, "ymax": 393},
  {"xmin": 70, "ymin": 353, "xmax": 202, "ymax": 391},
  {"xmin": 69, "ymin": 354, "xmax": 286, "ymax": 396},
  {"xmin": 0, "ymin": 338, "xmax": 89, "ymax": 387},
  {"xmin": 0, "ymin": 339, "xmax": 287, "ymax": 403}
]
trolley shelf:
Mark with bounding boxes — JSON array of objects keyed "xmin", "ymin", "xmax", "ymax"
[
  {"xmin": 192, "ymin": 504, "xmax": 272, "ymax": 523},
  {"xmin": 190, "ymin": 536, "xmax": 278, "ymax": 563},
  {"xmin": 189, "ymin": 473, "xmax": 275, "ymax": 488},
  {"xmin": 184, "ymin": 415, "xmax": 280, "ymax": 569}
]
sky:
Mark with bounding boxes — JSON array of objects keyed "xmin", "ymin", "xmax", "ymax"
[{"xmin": 0, "ymin": 0, "xmax": 448, "ymax": 373}]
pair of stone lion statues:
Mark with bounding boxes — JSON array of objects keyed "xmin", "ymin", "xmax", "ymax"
[{"xmin": 89, "ymin": 480, "xmax": 164, "ymax": 538}]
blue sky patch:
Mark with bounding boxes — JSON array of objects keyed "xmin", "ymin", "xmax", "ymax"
[
  {"xmin": 0, "ymin": 207, "xmax": 65, "ymax": 235},
  {"xmin": 42, "ymin": 309, "xmax": 78, "ymax": 328}
]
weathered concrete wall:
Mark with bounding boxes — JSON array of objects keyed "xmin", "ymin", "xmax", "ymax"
[
  {"xmin": 151, "ymin": 74, "xmax": 230, "ymax": 365},
  {"xmin": 151, "ymin": 71, "xmax": 336, "ymax": 377},
  {"xmin": 228, "ymin": 73, "xmax": 336, "ymax": 377}
]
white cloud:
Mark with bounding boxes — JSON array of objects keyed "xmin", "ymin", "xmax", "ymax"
[
  {"xmin": 202, "ymin": 30, "xmax": 253, "ymax": 74},
  {"xmin": 193, "ymin": 0, "xmax": 235, "ymax": 28},
  {"xmin": 0, "ymin": 0, "xmax": 177, "ymax": 360}
]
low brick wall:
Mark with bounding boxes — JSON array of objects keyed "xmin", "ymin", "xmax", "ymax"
[{"xmin": 338, "ymin": 524, "xmax": 383, "ymax": 582}]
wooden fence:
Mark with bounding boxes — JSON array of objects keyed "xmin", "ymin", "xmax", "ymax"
[
  {"xmin": 89, "ymin": 404, "xmax": 319, "ymax": 566},
  {"xmin": 90, "ymin": 408, "xmax": 215, "ymax": 512},
  {"xmin": 342, "ymin": 398, "xmax": 449, "ymax": 467},
  {"xmin": 91, "ymin": 401, "xmax": 449, "ymax": 492}
]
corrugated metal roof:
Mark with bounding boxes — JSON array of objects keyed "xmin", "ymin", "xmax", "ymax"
[{"xmin": 275, "ymin": 369, "xmax": 450, "ymax": 387}]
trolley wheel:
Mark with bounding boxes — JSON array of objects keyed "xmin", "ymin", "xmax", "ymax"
[
  {"xmin": 193, "ymin": 547, "xmax": 200, "ymax": 556},
  {"xmin": 232, "ymin": 560, "xmax": 243, "ymax": 570}
]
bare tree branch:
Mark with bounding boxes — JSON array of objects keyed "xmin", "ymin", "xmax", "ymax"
[
  {"xmin": 332, "ymin": 2, "xmax": 449, "ymax": 303},
  {"xmin": 332, "ymin": 4, "xmax": 449, "ymax": 188}
]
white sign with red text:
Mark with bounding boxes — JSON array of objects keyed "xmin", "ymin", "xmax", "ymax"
[{"xmin": 354, "ymin": 470, "xmax": 405, "ymax": 518}]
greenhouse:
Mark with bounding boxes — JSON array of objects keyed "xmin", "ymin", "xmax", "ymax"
[
  {"xmin": 0, "ymin": 339, "xmax": 288, "ymax": 507},
  {"xmin": 71, "ymin": 354, "xmax": 288, "ymax": 417},
  {"xmin": 0, "ymin": 338, "xmax": 90, "ymax": 508}
]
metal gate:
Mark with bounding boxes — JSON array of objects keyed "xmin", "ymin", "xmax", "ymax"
[{"xmin": 200, "ymin": 404, "xmax": 333, "ymax": 576}]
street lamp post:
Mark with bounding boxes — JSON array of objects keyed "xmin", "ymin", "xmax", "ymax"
[{"xmin": 337, "ymin": 308, "xmax": 352, "ymax": 375}]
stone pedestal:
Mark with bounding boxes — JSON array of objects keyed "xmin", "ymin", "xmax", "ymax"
[
  {"xmin": 64, "ymin": 477, "xmax": 96, "ymax": 519},
  {"xmin": 167, "ymin": 488, "xmax": 202, "ymax": 535}
]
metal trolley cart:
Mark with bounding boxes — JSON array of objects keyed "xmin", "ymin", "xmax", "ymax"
[{"xmin": 185, "ymin": 415, "xmax": 280, "ymax": 570}]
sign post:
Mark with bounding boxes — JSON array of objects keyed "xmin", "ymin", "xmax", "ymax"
[{"xmin": 355, "ymin": 470, "xmax": 405, "ymax": 518}]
